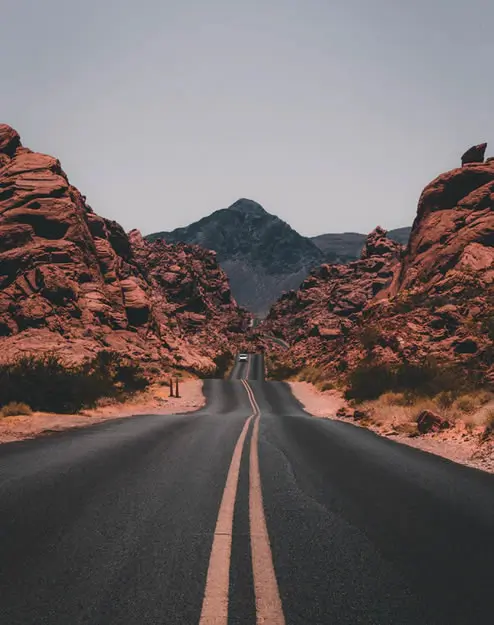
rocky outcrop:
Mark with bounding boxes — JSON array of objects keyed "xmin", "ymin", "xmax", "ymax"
[
  {"xmin": 264, "ymin": 144, "xmax": 494, "ymax": 389},
  {"xmin": 129, "ymin": 231, "xmax": 248, "ymax": 364},
  {"xmin": 0, "ymin": 124, "xmax": 248, "ymax": 375},
  {"xmin": 264, "ymin": 227, "xmax": 403, "ymax": 362},
  {"xmin": 461, "ymin": 143, "xmax": 487, "ymax": 166}
]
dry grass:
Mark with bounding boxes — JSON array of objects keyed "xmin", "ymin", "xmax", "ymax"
[
  {"xmin": 299, "ymin": 366, "xmax": 325, "ymax": 384},
  {"xmin": 358, "ymin": 389, "xmax": 494, "ymax": 433},
  {"xmin": 298, "ymin": 367, "xmax": 337, "ymax": 392},
  {"xmin": 0, "ymin": 402, "xmax": 33, "ymax": 418}
]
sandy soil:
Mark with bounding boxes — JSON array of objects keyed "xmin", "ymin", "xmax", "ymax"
[
  {"xmin": 0, "ymin": 380, "xmax": 206, "ymax": 444},
  {"xmin": 289, "ymin": 381, "xmax": 494, "ymax": 474},
  {"xmin": 289, "ymin": 381, "xmax": 347, "ymax": 417}
]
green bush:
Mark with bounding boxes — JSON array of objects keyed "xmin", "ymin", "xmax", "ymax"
[{"xmin": 0, "ymin": 351, "xmax": 149, "ymax": 413}]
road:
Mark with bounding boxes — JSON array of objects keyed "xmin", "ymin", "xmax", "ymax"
[{"xmin": 1, "ymin": 354, "xmax": 493, "ymax": 624}]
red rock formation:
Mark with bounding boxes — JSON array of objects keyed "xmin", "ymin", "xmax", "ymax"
[
  {"xmin": 264, "ymin": 227, "xmax": 403, "ymax": 367},
  {"xmin": 0, "ymin": 124, "xmax": 248, "ymax": 375},
  {"xmin": 264, "ymin": 145, "xmax": 494, "ymax": 388}
]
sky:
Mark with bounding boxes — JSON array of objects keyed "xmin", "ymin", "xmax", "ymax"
[{"xmin": 2, "ymin": 0, "xmax": 493, "ymax": 237}]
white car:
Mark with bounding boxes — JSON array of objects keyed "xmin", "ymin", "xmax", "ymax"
[{"xmin": 238, "ymin": 353, "xmax": 248, "ymax": 361}]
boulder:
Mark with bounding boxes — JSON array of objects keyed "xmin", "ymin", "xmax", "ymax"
[
  {"xmin": 416, "ymin": 410, "xmax": 450, "ymax": 434},
  {"xmin": 461, "ymin": 143, "xmax": 487, "ymax": 166}
]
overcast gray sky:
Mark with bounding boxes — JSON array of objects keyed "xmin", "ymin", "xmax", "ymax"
[{"xmin": 2, "ymin": 0, "xmax": 493, "ymax": 236}]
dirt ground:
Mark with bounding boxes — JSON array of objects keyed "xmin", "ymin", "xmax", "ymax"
[
  {"xmin": 0, "ymin": 380, "xmax": 206, "ymax": 444},
  {"xmin": 289, "ymin": 381, "xmax": 494, "ymax": 474}
]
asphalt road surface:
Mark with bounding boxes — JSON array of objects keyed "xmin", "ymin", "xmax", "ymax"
[{"xmin": 1, "ymin": 354, "xmax": 493, "ymax": 624}]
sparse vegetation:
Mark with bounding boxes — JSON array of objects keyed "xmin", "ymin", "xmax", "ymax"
[
  {"xmin": 345, "ymin": 358, "xmax": 474, "ymax": 402},
  {"xmin": 265, "ymin": 353, "xmax": 299, "ymax": 381},
  {"xmin": 353, "ymin": 388, "xmax": 494, "ymax": 434},
  {"xmin": 360, "ymin": 325, "xmax": 382, "ymax": 351},
  {"xmin": 299, "ymin": 366, "xmax": 325, "ymax": 385},
  {"xmin": 0, "ymin": 402, "xmax": 32, "ymax": 418},
  {"xmin": 484, "ymin": 409, "xmax": 494, "ymax": 435},
  {"xmin": 319, "ymin": 381, "xmax": 334, "ymax": 392},
  {"xmin": 482, "ymin": 317, "xmax": 494, "ymax": 342},
  {"xmin": 0, "ymin": 351, "xmax": 149, "ymax": 413}
]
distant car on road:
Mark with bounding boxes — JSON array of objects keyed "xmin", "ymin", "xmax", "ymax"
[{"xmin": 238, "ymin": 353, "xmax": 248, "ymax": 361}]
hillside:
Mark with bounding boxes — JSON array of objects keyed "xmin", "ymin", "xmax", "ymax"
[
  {"xmin": 0, "ymin": 124, "xmax": 249, "ymax": 377},
  {"xmin": 264, "ymin": 143, "xmax": 494, "ymax": 391}
]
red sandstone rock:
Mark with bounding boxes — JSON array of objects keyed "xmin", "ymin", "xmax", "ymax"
[
  {"xmin": 0, "ymin": 124, "xmax": 248, "ymax": 375},
  {"xmin": 263, "ymin": 145, "xmax": 494, "ymax": 390},
  {"xmin": 263, "ymin": 227, "xmax": 403, "ymax": 373}
]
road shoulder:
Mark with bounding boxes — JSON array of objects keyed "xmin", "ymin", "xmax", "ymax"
[
  {"xmin": 0, "ymin": 380, "xmax": 206, "ymax": 444},
  {"xmin": 288, "ymin": 381, "xmax": 494, "ymax": 474}
]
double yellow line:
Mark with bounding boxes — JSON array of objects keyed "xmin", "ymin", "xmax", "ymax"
[{"xmin": 199, "ymin": 380, "xmax": 285, "ymax": 624}]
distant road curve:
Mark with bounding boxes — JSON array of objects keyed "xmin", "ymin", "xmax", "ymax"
[{"xmin": 260, "ymin": 333, "xmax": 290, "ymax": 350}]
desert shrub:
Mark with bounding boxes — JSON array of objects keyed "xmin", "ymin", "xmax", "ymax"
[
  {"xmin": 202, "ymin": 352, "xmax": 233, "ymax": 379},
  {"xmin": 336, "ymin": 359, "xmax": 348, "ymax": 372},
  {"xmin": 395, "ymin": 360, "xmax": 469, "ymax": 397},
  {"xmin": 0, "ymin": 351, "xmax": 149, "ymax": 413},
  {"xmin": 360, "ymin": 326, "xmax": 382, "ymax": 351},
  {"xmin": 454, "ymin": 395, "xmax": 479, "ymax": 413},
  {"xmin": 346, "ymin": 357, "xmax": 475, "ymax": 403},
  {"xmin": 435, "ymin": 390, "xmax": 457, "ymax": 409},
  {"xmin": 482, "ymin": 317, "xmax": 494, "ymax": 342},
  {"xmin": 453, "ymin": 391, "xmax": 493, "ymax": 414},
  {"xmin": 345, "ymin": 363, "xmax": 396, "ymax": 401},
  {"xmin": 319, "ymin": 381, "xmax": 334, "ymax": 392},
  {"xmin": 266, "ymin": 354, "xmax": 298, "ymax": 381},
  {"xmin": 299, "ymin": 366, "xmax": 326, "ymax": 385},
  {"xmin": 0, "ymin": 402, "xmax": 32, "ymax": 418},
  {"xmin": 379, "ymin": 391, "xmax": 411, "ymax": 406}
]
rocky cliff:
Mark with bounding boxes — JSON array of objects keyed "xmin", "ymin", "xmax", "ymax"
[
  {"xmin": 0, "ymin": 124, "xmax": 248, "ymax": 375},
  {"xmin": 264, "ymin": 145, "xmax": 494, "ymax": 389}
]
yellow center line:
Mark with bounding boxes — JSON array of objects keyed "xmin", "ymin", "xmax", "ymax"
[
  {"xmin": 199, "ymin": 376, "xmax": 285, "ymax": 624},
  {"xmin": 199, "ymin": 413, "xmax": 254, "ymax": 625},
  {"xmin": 243, "ymin": 380, "xmax": 286, "ymax": 625}
]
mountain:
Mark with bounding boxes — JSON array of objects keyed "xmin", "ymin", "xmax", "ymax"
[
  {"xmin": 147, "ymin": 199, "xmax": 326, "ymax": 314},
  {"xmin": 147, "ymin": 200, "xmax": 411, "ymax": 314},
  {"xmin": 264, "ymin": 144, "xmax": 494, "ymax": 390},
  {"xmin": 0, "ymin": 124, "xmax": 248, "ymax": 376},
  {"xmin": 310, "ymin": 227, "xmax": 411, "ymax": 263}
]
